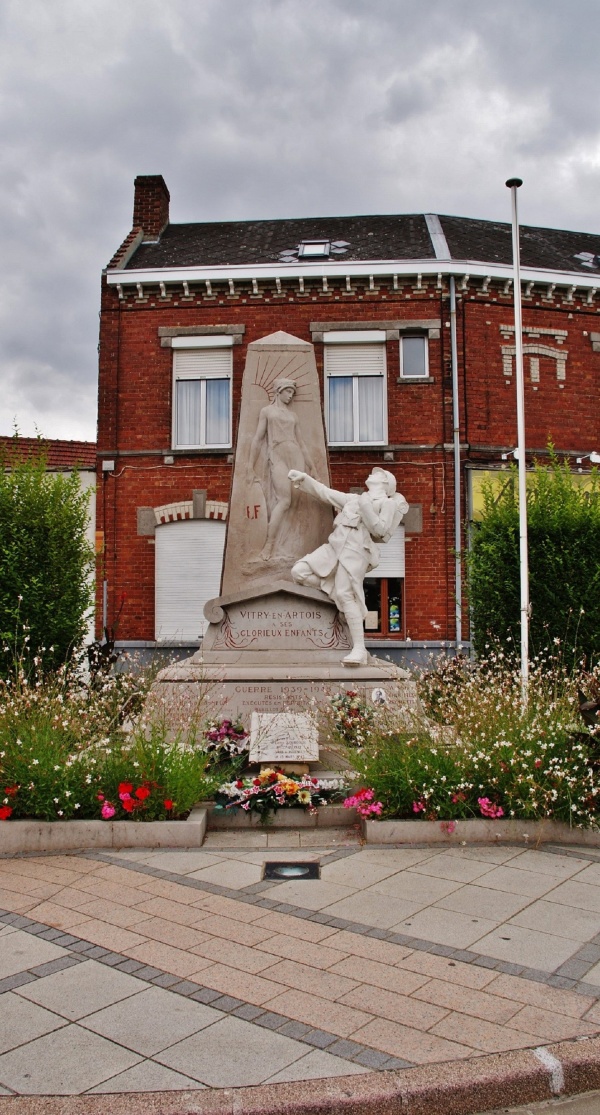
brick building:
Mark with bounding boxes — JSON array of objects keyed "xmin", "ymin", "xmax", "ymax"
[{"xmin": 97, "ymin": 175, "xmax": 600, "ymax": 665}]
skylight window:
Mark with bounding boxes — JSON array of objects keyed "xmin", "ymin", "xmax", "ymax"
[{"xmin": 298, "ymin": 240, "xmax": 330, "ymax": 258}]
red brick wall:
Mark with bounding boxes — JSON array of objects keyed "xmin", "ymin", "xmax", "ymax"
[{"xmin": 96, "ymin": 274, "xmax": 600, "ymax": 644}]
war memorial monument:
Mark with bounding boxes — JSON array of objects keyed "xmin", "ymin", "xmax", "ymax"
[{"xmin": 155, "ymin": 331, "xmax": 415, "ymax": 762}]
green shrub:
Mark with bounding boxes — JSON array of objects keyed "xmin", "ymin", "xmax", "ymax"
[
  {"xmin": 467, "ymin": 454, "xmax": 600, "ymax": 665},
  {"xmin": 0, "ymin": 438, "xmax": 94, "ymax": 676}
]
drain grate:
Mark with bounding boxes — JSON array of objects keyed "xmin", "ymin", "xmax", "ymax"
[{"xmin": 263, "ymin": 861, "xmax": 320, "ymax": 880}]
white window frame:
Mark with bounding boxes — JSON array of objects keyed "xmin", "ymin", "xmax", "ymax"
[
  {"xmin": 323, "ymin": 331, "xmax": 387, "ymax": 446},
  {"xmin": 399, "ymin": 333, "xmax": 429, "ymax": 379},
  {"xmin": 172, "ymin": 336, "xmax": 233, "ymax": 450}
]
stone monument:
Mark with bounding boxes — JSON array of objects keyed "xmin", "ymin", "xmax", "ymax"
[{"xmin": 154, "ymin": 331, "xmax": 415, "ymax": 754}]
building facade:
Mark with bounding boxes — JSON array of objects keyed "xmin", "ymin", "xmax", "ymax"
[{"xmin": 96, "ymin": 175, "xmax": 600, "ymax": 664}]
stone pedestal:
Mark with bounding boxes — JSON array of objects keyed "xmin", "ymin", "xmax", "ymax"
[{"xmin": 152, "ymin": 581, "xmax": 416, "ymax": 743}]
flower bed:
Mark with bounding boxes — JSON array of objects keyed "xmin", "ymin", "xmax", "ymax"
[{"xmin": 344, "ymin": 652, "xmax": 600, "ymax": 832}]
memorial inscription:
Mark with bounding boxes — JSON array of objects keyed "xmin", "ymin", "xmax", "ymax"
[{"xmin": 249, "ymin": 711, "xmax": 319, "ymax": 764}]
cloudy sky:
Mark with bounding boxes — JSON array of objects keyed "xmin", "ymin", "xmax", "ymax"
[{"xmin": 1, "ymin": 0, "xmax": 598, "ymax": 442}]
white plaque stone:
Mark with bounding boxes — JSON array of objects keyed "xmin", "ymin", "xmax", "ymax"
[{"xmin": 249, "ymin": 711, "xmax": 319, "ymax": 764}]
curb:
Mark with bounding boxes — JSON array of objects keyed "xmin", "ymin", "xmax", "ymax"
[
  {"xmin": 0, "ymin": 808, "xmax": 207, "ymax": 854},
  {"xmin": 1, "ymin": 1037, "xmax": 600, "ymax": 1115},
  {"xmin": 362, "ymin": 816, "xmax": 600, "ymax": 846}
]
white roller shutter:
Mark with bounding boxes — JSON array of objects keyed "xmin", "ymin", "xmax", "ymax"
[
  {"xmin": 324, "ymin": 342, "xmax": 386, "ymax": 377},
  {"xmin": 155, "ymin": 519, "xmax": 226, "ymax": 642},
  {"xmin": 368, "ymin": 526, "xmax": 405, "ymax": 579}
]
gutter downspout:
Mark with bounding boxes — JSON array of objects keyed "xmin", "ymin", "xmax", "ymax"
[{"xmin": 449, "ymin": 276, "xmax": 462, "ymax": 649}]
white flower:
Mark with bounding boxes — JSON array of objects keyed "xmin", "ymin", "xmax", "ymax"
[{"xmin": 32, "ymin": 759, "xmax": 39, "ymax": 766}]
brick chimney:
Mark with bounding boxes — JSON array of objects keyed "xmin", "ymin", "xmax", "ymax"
[{"xmin": 133, "ymin": 175, "xmax": 170, "ymax": 242}]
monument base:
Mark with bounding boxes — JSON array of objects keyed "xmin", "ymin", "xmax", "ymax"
[
  {"xmin": 150, "ymin": 659, "xmax": 418, "ymax": 745},
  {"xmin": 148, "ymin": 582, "xmax": 418, "ymax": 751}
]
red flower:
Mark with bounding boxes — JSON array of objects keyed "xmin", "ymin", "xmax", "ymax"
[
  {"xmin": 96, "ymin": 793, "xmax": 105, "ymax": 801},
  {"xmin": 253, "ymin": 778, "xmax": 261, "ymax": 786},
  {"xmin": 0, "ymin": 805, "xmax": 12, "ymax": 820},
  {"xmin": 268, "ymin": 772, "xmax": 278, "ymax": 782},
  {"xmin": 163, "ymin": 799, "xmax": 173, "ymax": 810},
  {"xmin": 235, "ymin": 780, "xmax": 244, "ymax": 788},
  {"xmin": 118, "ymin": 782, "xmax": 133, "ymax": 795},
  {"xmin": 121, "ymin": 798, "xmax": 135, "ymax": 812},
  {"xmin": 4, "ymin": 785, "xmax": 18, "ymax": 797},
  {"xmin": 135, "ymin": 786, "xmax": 151, "ymax": 800}
]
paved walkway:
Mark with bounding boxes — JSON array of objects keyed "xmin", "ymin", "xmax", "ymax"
[{"xmin": 2, "ymin": 832, "xmax": 600, "ymax": 1106}]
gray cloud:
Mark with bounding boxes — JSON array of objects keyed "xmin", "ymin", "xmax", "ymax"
[{"xmin": 0, "ymin": 0, "xmax": 598, "ymax": 439}]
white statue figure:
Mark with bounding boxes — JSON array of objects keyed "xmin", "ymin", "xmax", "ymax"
[
  {"xmin": 247, "ymin": 379, "xmax": 317, "ymax": 561},
  {"xmin": 288, "ymin": 467, "xmax": 409, "ymax": 666}
]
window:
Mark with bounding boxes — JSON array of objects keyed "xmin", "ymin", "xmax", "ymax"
[
  {"xmin": 172, "ymin": 337, "xmax": 232, "ymax": 449},
  {"xmin": 324, "ymin": 331, "xmax": 387, "ymax": 445},
  {"xmin": 363, "ymin": 526, "xmax": 405, "ymax": 638},
  {"xmin": 364, "ymin": 578, "xmax": 403, "ymax": 636},
  {"xmin": 400, "ymin": 334, "xmax": 428, "ymax": 379},
  {"xmin": 299, "ymin": 240, "xmax": 330, "ymax": 258}
]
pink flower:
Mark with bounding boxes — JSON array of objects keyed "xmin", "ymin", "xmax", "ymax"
[
  {"xmin": 119, "ymin": 791, "xmax": 132, "ymax": 802},
  {"xmin": 101, "ymin": 802, "xmax": 116, "ymax": 819},
  {"xmin": 412, "ymin": 800, "xmax": 426, "ymax": 813},
  {"xmin": 478, "ymin": 797, "xmax": 504, "ymax": 819}
]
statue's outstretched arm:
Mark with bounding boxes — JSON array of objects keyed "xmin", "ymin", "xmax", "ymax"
[{"xmin": 288, "ymin": 470, "xmax": 346, "ymax": 511}]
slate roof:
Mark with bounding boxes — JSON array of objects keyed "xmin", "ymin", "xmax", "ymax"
[
  {"xmin": 122, "ymin": 212, "xmax": 600, "ymax": 277},
  {"xmin": 0, "ymin": 437, "xmax": 96, "ymax": 470}
]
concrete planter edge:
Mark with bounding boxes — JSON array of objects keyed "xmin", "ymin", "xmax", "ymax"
[{"xmin": 361, "ymin": 815, "xmax": 600, "ymax": 845}]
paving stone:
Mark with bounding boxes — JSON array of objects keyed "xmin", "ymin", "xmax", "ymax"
[
  {"xmin": 128, "ymin": 965, "xmax": 163, "ymax": 981},
  {"xmin": 97, "ymin": 952, "xmax": 128, "ymax": 967},
  {"xmin": 0, "ymin": 1023, "xmax": 141, "ymax": 1094},
  {"xmin": 114, "ymin": 959, "xmax": 146, "ymax": 974},
  {"xmin": 148, "ymin": 971, "xmax": 181, "ymax": 988},
  {"xmin": 352, "ymin": 1047, "xmax": 393, "ymax": 1068},
  {"xmin": 209, "ymin": 994, "xmax": 246, "ymax": 1012},
  {"xmin": 556, "ymin": 960, "xmax": 595, "ymax": 979},
  {"xmin": 493, "ymin": 961, "xmax": 526, "ymax": 975},
  {"xmin": 302, "ymin": 1028, "xmax": 337, "ymax": 1048},
  {"xmin": 232, "ymin": 1003, "xmax": 265, "ymax": 1022},
  {"xmin": 547, "ymin": 974, "xmax": 577, "ymax": 989},
  {"xmin": 28, "ymin": 956, "xmax": 82, "ymax": 978},
  {"xmin": 15, "ymin": 959, "xmax": 146, "ymax": 1020},
  {"xmin": 50, "ymin": 934, "xmax": 80, "ymax": 947},
  {"xmin": 276, "ymin": 1019, "xmax": 311, "ymax": 1039},
  {"xmin": 80, "ymin": 985, "xmax": 223, "ymax": 1056},
  {"xmin": 67, "ymin": 940, "xmax": 96, "ymax": 953},
  {"xmin": 0, "ymin": 971, "xmax": 37, "ymax": 994},
  {"xmin": 169, "ymin": 980, "xmax": 203, "ymax": 997},
  {"xmin": 253, "ymin": 1010, "xmax": 288, "ymax": 1030},
  {"xmin": 381, "ymin": 1055, "xmax": 414, "ymax": 1070},
  {"xmin": 324, "ymin": 1038, "xmax": 365, "ymax": 1059},
  {"xmin": 155, "ymin": 1015, "xmax": 311, "ymax": 1088},
  {"xmin": 189, "ymin": 987, "xmax": 223, "ymax": 1004}
]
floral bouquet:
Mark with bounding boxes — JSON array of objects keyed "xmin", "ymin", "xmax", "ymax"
[
  {"xmin": 330, "ymin": 689, "xmax": 374, "ymax": 745},
  {"xmin": 215, "ymin": 768, "xmax": 347, "ymax": 823},
  {"xmin": 202, "ymin": 717, "xmax": 249, "ymax": 763}
]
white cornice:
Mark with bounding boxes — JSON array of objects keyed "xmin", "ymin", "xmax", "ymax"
[{"xmin": 105, "ymin": 258, "xmax": 600, "ymax": 289}]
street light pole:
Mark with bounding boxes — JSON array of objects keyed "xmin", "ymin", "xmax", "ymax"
[{"xmin": 506, "ymin": 177, "xmax": 529, "ymax": 700}]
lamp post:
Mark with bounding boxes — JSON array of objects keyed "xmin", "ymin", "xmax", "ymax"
[{"xmin": 506, "ymin": 178, "xmax": 529, "ymax": 700}]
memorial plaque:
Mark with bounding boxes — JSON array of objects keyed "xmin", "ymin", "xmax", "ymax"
[{"xmin": 249, "ymin": 711, "xmax": 319, "ymax": 764}]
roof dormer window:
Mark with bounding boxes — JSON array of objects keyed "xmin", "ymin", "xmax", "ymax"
[{"xmin": 298, "ymin": 240, "xmax": 330, "ymax": 258}]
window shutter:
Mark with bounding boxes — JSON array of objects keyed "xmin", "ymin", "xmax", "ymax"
[
  {"xmin": 325, "ymin": 343, "xmax": 385, "ymax": 377},
  {"xmin": 174, "ymin": 349, "xmax": 232, "ymax": 378},
  {"xmin": 155, "ymin": 519, "xmax": 226, "ymax": 641},
  {"xmin": 368, "ymin": 526, "xmax": 405, "ymax": 578}
]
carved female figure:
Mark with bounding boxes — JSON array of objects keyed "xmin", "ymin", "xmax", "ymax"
[{"xmin": 247, "ymin": 379, "xmax": 317, "ymax": 561}]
